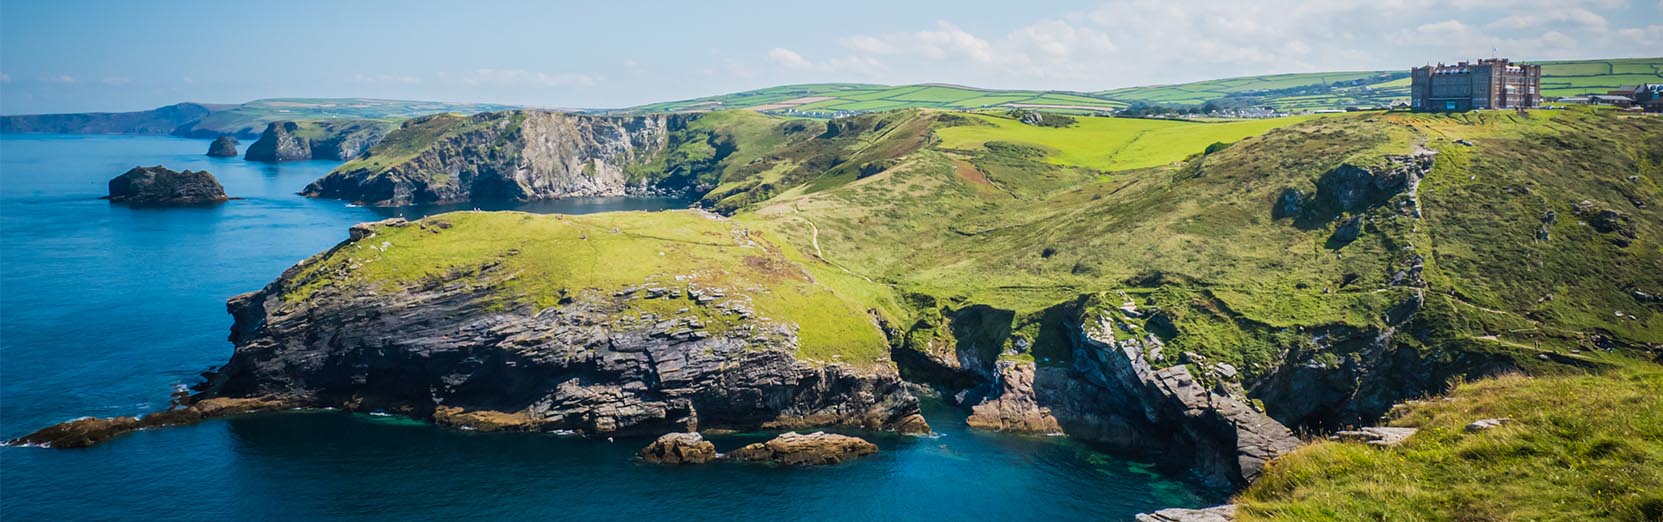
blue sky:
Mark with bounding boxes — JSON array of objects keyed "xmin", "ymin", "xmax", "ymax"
[{"xmin": 2, "ymin": 0, "xmax": 1659, "ymax": 114}]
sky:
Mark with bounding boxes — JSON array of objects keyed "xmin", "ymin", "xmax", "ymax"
[{"xmin": 1, "ymin": 0, "xmax": 1659, "ymax": 114}]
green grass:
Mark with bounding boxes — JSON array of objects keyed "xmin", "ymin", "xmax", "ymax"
[
  {"xmin": 1239, "ymin": 365, "xmax": 1663, "ymax": 521},
  {"xmin": 285, "ymin": 210, "xmax": 892, "ymax": 367},
  {"xmin": 935, "ymin": 112, "xmax": 1318, "ymax": 171}
]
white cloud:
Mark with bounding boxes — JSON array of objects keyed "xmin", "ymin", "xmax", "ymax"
[
  {"xmin": 100, "ymin": 76, "xmax": 131, "ymax": 86},
  {"xmin": 1487, "ymin": 8, "xmax": 1607, "ymax": 30},
  {"xmin": 0, "ymin": 73, "xmax": 10, "ymax": 83},
  {"xmin": 38, "ymin": 74, "xmax": 75, "ymax": 84},
  {"xmin": 768, "ymin": 48, "xmax": 812, "ymax": 69}
]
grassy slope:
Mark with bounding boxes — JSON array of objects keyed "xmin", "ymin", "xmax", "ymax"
[
  {"xmin": 623, "ymin": 58, "xmax": 1660, "ymax": 117},
  {"xmin": 286, "ymin": 210, "xmax": 892, "ymax": 366},
  {"xmin": 936, "ymin": 113, "xmax": 1318, "ymax": 171},
  {"xmin": 1239, "ymin": 364, "xmax": 1663, "ymax": 521}
]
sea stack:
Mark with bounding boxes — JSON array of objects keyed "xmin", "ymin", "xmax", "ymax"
[
  {"xmin": 206, "ymin": 135, "xmax": 239, "ymax": 157},
  {"xmin": 244, "ymin": 121, "xmax": 311, "ymax": 162},
  {"xmin": 104, "ymin": 165, "xmax": 229, "ymax": 205}
]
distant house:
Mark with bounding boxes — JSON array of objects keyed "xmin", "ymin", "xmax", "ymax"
[
  {"xmin": 1608, "ymin": 84, "xmax": 1663, "ymax": 112},
  {"xmin": 1410, "ymin": 58, "xmax": 1541, "ymax": 111}
]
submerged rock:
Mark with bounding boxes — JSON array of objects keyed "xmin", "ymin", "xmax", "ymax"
[
  {"xmin": 638, "ymin": 432, "xmax": 718, "ymax": 464},
  {"xmin": 104, "ymin": 165, "xmax": 228, "ymax": 205},
  {"xmin": 206, "ymin": 135, "xmax": 239, "ymax": 157},
  {"xmin": 726, "ymin": 431, "xmax": 878, "ymax": 465}
]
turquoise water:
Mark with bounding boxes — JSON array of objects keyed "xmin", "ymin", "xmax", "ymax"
[{"xmin": 0, "ymin": 134, "xmax": 1213, "ymax": 521}]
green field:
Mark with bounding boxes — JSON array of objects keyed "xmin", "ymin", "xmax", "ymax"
[
  {"xmin": 623, "ymin": 57, "xmax": 1661, "ymax": 117},
  {"xmin": 935, "ymin": 113, "xmax": 1318, "ymax": 171}
]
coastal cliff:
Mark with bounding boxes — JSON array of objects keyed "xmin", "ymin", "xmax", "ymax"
[
  {"xmin": 302, "ymin": 111, "xmax": 680, "ymax": 206},
  {"xmin": 245, "ymin": 120, "xmax": 389, "ymax": 162},
  {"xmin": 205, "ymin": 212, "xmax": 926, "ymax": 436}
]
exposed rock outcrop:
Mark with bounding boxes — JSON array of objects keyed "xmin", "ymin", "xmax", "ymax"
[
  {"xmin": 197, "ymin": 218, "xmax": 926, "ymax": 439},
  {"xmin": 964, "ymin": 361, "xmax": 1062, "ymax": 434},
  {"xmin": 1136, "ymin": 505, "xmax": 1237, "ymax": 522},
  {"xmin": 245, "ymin": 122, "xmax": 311, "ymax": 162},
  {"xmin": 7, "ymin": 397, "xmax": 295, "ymax": 448},
  {"xmin": 1330, "ymin": 426, "xmax": 1417, "ymax": 446},
  {"xmin": 303, "ymin": 111, "xmax": 679, "ymax": 206},
  {"xmin": 206, "ymin": 135, "xmax": 239, "ymax": 157},
  {"xmin": 103, "ymin": 165, "xmax": 229, "ymax": 205},
  {"xmin": 726, "ymin": 431, "xmax": 878, "ymax": 465},
  {"xmin": 244, "ymin": 120, "xmax": 386, "ymax": 162},
  {"xmin": 638, "ymin": 432, "xmax": 718, "ymax": 464}
]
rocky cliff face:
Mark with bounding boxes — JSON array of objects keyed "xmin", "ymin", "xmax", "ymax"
[
  {"xmin": 244, "ymin": 120, "xmax": 387, "ymax": 162},
  {"xmin": 302, "ymin": 111, "xmax": 679, "ymax": 206},
  {"xmin": 244, "ymin": 122, "xmax": 311, "ymax": 162},
  {"xmin": 203, "ymin": 217, "xmax": 927, "ymax": 437}
]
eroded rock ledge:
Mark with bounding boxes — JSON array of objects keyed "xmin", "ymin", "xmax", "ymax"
[
  {"xmin": 638, "ymin": 431, "xmax": 879, "ymax": 466},
  {"xmin": 8, "ymin": 397, "xmax": 296, "ymax": 448}
]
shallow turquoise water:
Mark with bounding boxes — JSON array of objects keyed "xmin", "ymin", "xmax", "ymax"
[{"xmin": 0, "ymin": 134, "xmax": 1213, "ymax": 521}]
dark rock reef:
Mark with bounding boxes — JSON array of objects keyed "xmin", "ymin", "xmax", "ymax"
[
  {"xmin": 8, "ymin": 397, "xmax": 295, "ymax": 448},
  {"xmin": 206, "ymin": 135, "xmax": 239, "ymax": 157},
  {"xmin": 103, "ymin": 165, "xmax": 229, "ymax": 205}
]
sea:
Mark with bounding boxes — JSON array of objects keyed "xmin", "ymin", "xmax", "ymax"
[{"xmin": 0, "ymin": 134, "xmax": 1214, "ymax": 521}]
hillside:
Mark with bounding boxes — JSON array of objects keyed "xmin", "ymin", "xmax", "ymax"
[
  {"xmin": 624, "ymin": 57, "xmax": 1662, "ymax": 116},
  {"xmin": 273, "ymin": 101, "xmax": 1663, "ymax": 500}
]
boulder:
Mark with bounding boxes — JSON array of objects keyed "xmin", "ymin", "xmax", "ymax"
[
  {"xmin": 1330, "ymin": 216, "xmax": 1364, "ymax": 244},
  {"xmin": 1136, "ymin": 505, "xmax": 1237, "ymax": 522},
  {"xmin": 638, "ymin": 432, "xmax": 718, "ymax": 464},
  {"xmin": 103, "ymin": 165, "xmax": 229, "ymax": 205},
  {"xmin": 726, "ymin": 431, "xmax": 878, "ymax": 465},
  {"xmin": 1465, "ymin": 418, "xmax": 1509, "ymax": 433},
  {"xmin": 1331, "ymin": 426, "xmax": 1417, "ymax": 447},
  {"xmin": 206, "ymin": 135, "xmax": 239, "ymax": 157}
]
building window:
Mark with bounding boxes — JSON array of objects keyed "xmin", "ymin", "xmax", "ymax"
[{"xmin": 1446, "ymin": 101, "xmax": 1457, "ymax": 110}]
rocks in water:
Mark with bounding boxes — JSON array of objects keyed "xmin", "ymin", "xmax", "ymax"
[
  {"xmin": 241, "ymin": 119, "xmax": 386, "ymax": 162},
  {"xmin": 1330, "ymin": 426, "xmax": 1417, "ymax": 447},
  {"xmin": 1465, "ymin": 418, "xmax": 1510, "ymax": 433},
  {"xmin": 1136, "ymin": 505, "xmax": 1237, "ymax": 522},
  {"xmin": 1330, "ymin": 216, "xmax": 1364, "ymax": 245},
  {"xmin": 104, "ymin": 165, "xmax": 229, "ymax": 205},
  {"xmin": 965, "ymin": 361, "xmax": 1063, "ymax": 434},
  {"xmin": 206, "ymin": 135, "xmax": 239, "ymax": 157},
  {"xmin": 7, "ymin": 397, "xmax": 294, "ymax": 448},
  {"xmin": 245, "ymin": 121, "xmax": 311, "ymax": 162},
  {"xmin": 726, "ymin": 431, "xmax": 878, "ymax": 466},
  {"xmin": 638, "ymin": 432, "xmax": 718, "ymax": 464}
]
